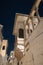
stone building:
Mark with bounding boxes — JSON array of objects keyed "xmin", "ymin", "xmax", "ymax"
[
  {"xmin": 13, "ymin": 12, "xmax": 43, "ymax": 65},
  {"xmin": 13, "ymin": 0, "xmax": 43, "ymax": 65},
  {"xmin": 0, "ymin": 0, "xmax": 43, "ymax": 65},
  {"xmin": 12, "ymin": 0, "xmax": 43, "ymax": 65},
  {"xmin": 0, "ymin": 24, "xmax": 8, "ymax": 65}
]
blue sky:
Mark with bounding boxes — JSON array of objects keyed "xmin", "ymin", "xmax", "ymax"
[{"xmin": 0, "ymin": 0, "xmax": 43, "ymax": 56}]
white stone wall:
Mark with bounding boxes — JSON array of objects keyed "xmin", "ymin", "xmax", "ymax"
[
  {"xmin": 19, "ymin": 51, "xmax": 34, "ymax": 65},
  {"xmin": 29, "ymin": 20, "xmax": 43, "ymax": 65},
  {"xmin": 19, "ymin": 19, "xmax": 43, "ymax": 65},
  {"xmin": 1, "ymin": 40, "xmax": 8, "ymax": 57}
]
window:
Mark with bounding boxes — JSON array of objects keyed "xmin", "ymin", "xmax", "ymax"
[
  {"xmin": 34, "ymin": 23, "xmax": 36, "ymax": 26},
  {"xmin": 30, "ymin": 29, "xmax": 32, "ymax": 33},
  {"xmin": 17, "ymin": 62, "xmax": 19, "ymax": 65},
  {"xmin": 2, "ymin": 46, "xmax": 5, "ymax": 50},
  {"xmin": 19, "ymin": 29, "xmax": 24, "ymax": 38}
]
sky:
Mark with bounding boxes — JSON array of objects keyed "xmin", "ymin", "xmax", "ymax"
[{"xmin": 0, "ymin": 0, "xmax": 43, "ymax": 56}]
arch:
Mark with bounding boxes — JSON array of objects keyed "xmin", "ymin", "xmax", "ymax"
[
  {"xmin": 2, "ymin": 46, "xmax": 5, "ymax": 50},
  {"xmin": 19, "ymin": 28, "xmax": 24, "ymax": 38}
]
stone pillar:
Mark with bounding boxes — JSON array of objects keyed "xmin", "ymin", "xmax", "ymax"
[{"xmin": 0, "ymin": 24, "xmax": 3, "ymax": 49}]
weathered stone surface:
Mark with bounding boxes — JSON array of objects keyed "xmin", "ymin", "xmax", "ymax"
[
  {"xmin": 28, "ymin": 20, "xmax": 43, "ymax": 65},
  {"xmin": 19, "ymin": 19, "xmax": 43, "ymax": 65}
]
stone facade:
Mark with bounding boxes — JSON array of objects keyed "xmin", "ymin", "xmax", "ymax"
[
  {"xmin": 0, "ymin": 24, "xmax": 8, "ymax": 65},
  {"xmin": 13, "ymin": 13, "xmax": 43, "ymax": 65},
  {"xmin": 19, "ymin": 18, "xmax": 43, "ymax": 65}
]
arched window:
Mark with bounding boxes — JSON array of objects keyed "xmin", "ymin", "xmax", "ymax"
[
  {"xmin": 19, "ymin": 29, "xmax": 24, "ymax": 38},
  {"xmin": 2, "ymin": 46, "xmax": 5, "ymax": 50}
]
